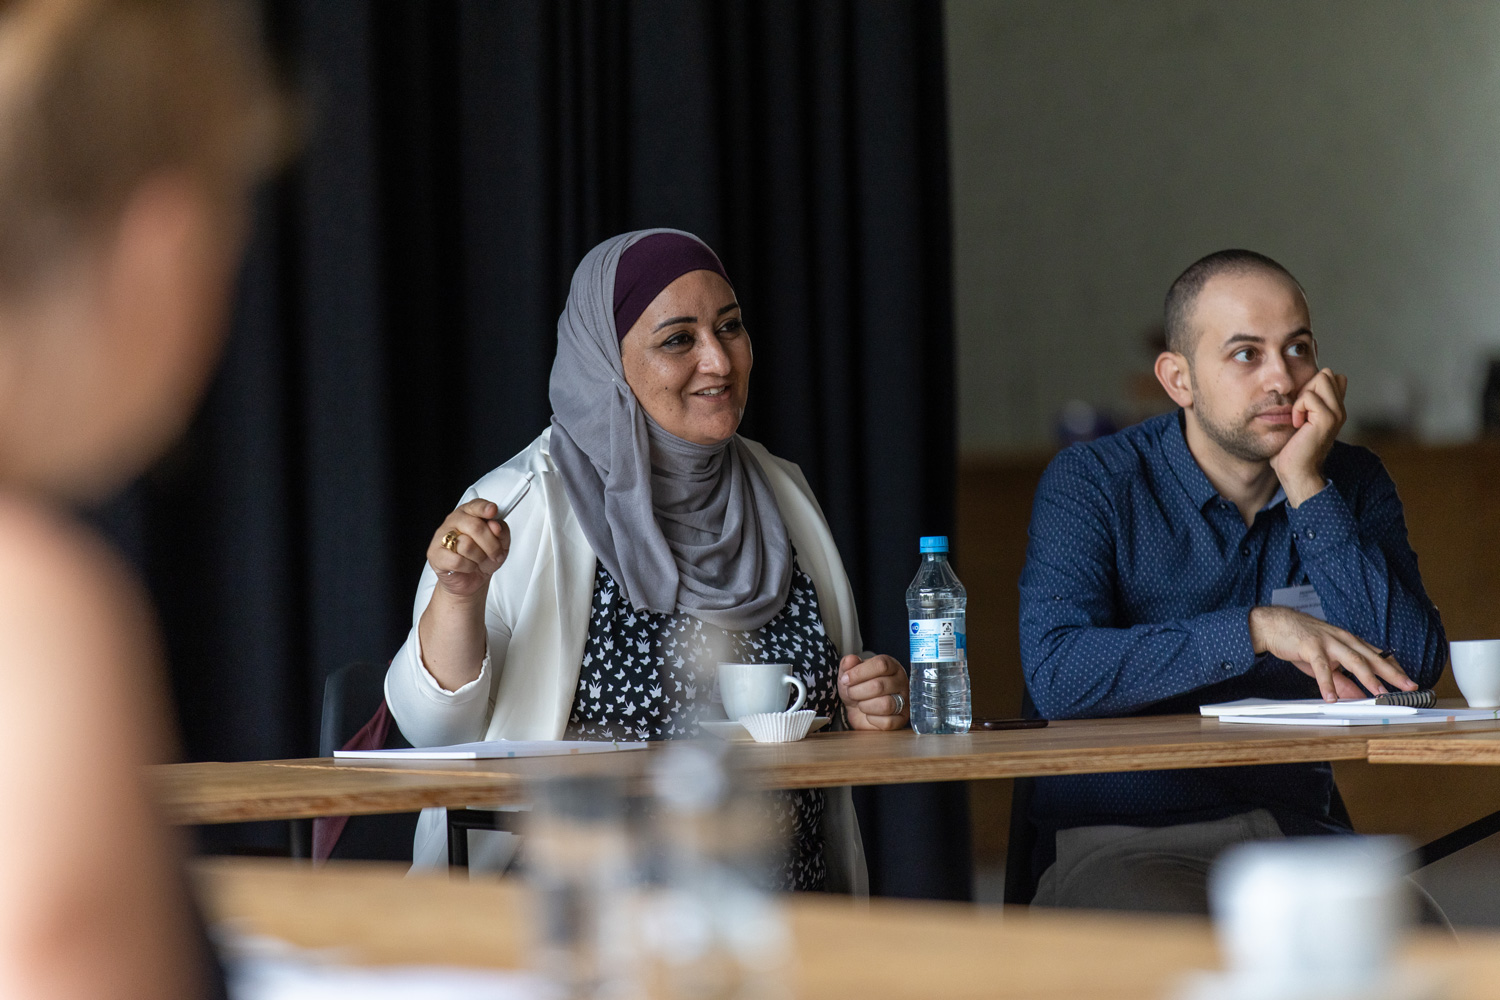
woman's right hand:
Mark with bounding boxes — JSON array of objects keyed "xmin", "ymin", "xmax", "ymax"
[{"xmin": 426, "ymin": 499, "xmax": 510, "ymax": 599}]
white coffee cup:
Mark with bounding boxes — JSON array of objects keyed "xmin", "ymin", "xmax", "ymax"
[
  {"xmin": 1451, "ymin": 639, "xmax": 1500, "ymax": 708},
  {"xmin": 1210, "ymin": 836, "xmax": 1411, "ymax": 997},
  {"xmin": 717, "ymin": 662, "xmax": 807, "ymax": 721}
]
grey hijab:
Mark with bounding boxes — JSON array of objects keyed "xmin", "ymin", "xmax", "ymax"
[{"xmin": 548, "ymin": 229, "xmax": 794, "ymax": 632}]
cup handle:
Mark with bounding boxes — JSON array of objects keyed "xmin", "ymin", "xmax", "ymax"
[{"xmin": 782, "ymin": 674, "xmax": 808, "ymax": 713}]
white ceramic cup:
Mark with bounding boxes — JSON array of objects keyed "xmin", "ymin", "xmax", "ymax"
[
  {"xmin": 717, "ymin": 662, "xmax": 807, "ymax": 721},
  {"xmin": 1451, "ymin": 639, "xmax": 1500, "ymax": 708},
  {"xmin": 1210, "ymin": 836, "xmax": 1410, "ymax": 997}
]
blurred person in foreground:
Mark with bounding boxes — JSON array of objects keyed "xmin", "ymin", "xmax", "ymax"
[
  {"xmin": 0, "ymin": 0, "xmax": 279, "ymax": 995},
  {"xmin": 387, "ymin": 230, "xmax": 910, "ymax": 892},
  {"xmin": 1018, "ymin": 249, "xmax": 1445, "ymax": 913}
]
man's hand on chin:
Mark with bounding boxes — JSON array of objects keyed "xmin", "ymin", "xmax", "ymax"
[{"xmin": 1268, "ymin": 368, "xmax": 1348, "ymax": 507}]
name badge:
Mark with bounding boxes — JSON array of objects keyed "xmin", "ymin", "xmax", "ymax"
[{"xmin": 1271, "ymin": 584, "xmax": 1326, "ymax": 622}]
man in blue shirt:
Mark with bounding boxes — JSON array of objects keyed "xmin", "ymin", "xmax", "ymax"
[{"xmin": 1019, "ymin": 249, "xmax": 1446, "ymax": 913}]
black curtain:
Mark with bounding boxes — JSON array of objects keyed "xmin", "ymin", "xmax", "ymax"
[{"xmin": 107, "ymin": 0, "xmax": 968, "ymax": 900}]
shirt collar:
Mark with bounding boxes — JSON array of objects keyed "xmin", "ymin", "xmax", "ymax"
[
  {"xmin": 1164, "ymin": 410, "xmax": 1289, "ymax": 514},
  {"xmin": 1164, "ymin": 410, "xmax": 1220, "ymax": 510}
]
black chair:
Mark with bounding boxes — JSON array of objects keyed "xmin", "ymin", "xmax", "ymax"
[
  {"xmin": 1003, "ymin": 777, "xmax": 1041, "ymax": 904},
  {"xmin": 446, "ymin": 807, "xmax": 522, "ymax": 868},
  {"xmin": 1003, "ymin": 689, "xmax": 1044, "ymax": 904},
  {"xmin": 316, "ymin": 660, "xmax": 521, "ymax": 867},
  {"xmin": 308, "ymin": 661, "xmax": 420, "ymax": 862}
]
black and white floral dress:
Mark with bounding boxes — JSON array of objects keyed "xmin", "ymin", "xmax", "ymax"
[{"xmin": 565, "ymin": 549, "xmax": 842, "ymax": 891}]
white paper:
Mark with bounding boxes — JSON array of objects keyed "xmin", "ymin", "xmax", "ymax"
[
  {"xmin": 334, "ymin": 739, "xmax": 647, "ymax": 760},
  {"xmin": 1201, "ymin": 698, "xmax": 1412, "ymax": 717},
  {"xmin": 1270, "ymin": 583, "xmax": 1327, "ymax": 622},
  {"xmin": 229, "ymin": 957, "xmax": 555, "ymax": 1000},
  {"xmin": 1217, "ymin": 707, "xmax": 1500, "ymax": 727},
  {"xmin": 221, "ymin": 933, "xmax": 559, "ymax": 1000}
]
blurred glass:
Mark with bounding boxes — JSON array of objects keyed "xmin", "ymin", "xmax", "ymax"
[
  {"xmin": 637, "ymin": 742, "xmax": 791, "ymax": 1000},
  {"xmin": 522, "ymin": 748, "xmax": 793, "ymax": 1000},
  {"xmin": 524, "ymin": 775, "xmax": 639, "ymax": 999}
]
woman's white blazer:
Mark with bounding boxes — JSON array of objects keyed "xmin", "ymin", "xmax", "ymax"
[{"xmin": 385, "ymin": 428, "xmax": 869, "ymax": 893}]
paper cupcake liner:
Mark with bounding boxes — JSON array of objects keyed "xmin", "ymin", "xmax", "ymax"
[{"xmin": 739, "ymin": 709, "xmax": 817, "ymax": 743}]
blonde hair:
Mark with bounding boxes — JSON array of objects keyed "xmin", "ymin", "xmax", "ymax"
[{"xmin": 0, "ymin": 0, "xmax": 284, "ymax": 295}]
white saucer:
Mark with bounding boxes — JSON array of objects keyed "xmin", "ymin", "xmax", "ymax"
[{"xmin": 699, "ymin": 716, "xmax": 831, "ymax": 742}]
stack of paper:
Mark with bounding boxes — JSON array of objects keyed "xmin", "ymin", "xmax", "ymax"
[
  {"xmin": 1201, "ymin": 697, "xmax": 1396, "ymax": 717},
  {"xmin": 1200, "ymin": 698, "xmax": 1500, "ymax": 727},
  {"xmin": 334, "ymin": 739, "xmax": 647, "ymax": 760}
]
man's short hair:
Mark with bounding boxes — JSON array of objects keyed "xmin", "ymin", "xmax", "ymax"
[{"xmin": 1163, "ymin": 249, "xmax": 1303, "ymax": 356}]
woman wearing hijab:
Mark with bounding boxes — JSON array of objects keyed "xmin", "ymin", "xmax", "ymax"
[{"xmin": 386, "ymin": 229, "xmax": 909, "ymax": 891}]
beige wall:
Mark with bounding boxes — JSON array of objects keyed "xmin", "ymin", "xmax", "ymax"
[{"xmin": 948, "ymin": 1, "xmax": 1500, "ymax": 454}]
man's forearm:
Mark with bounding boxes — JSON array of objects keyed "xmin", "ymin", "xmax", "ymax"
[
  {"xmin": 1288, "ymin": 481, "xmax": 1446, "ymax": 688},
  {"xmin": 1022, "ymin": 605, "xmax": 1258, "ymax": 719}
]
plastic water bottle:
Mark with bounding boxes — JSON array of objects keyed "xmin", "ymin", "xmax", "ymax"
[{"xmin": 906, "ymin": 536, "xmax": 972, "ymax": 734}]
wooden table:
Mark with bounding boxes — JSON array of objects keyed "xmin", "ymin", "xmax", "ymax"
[
  {"xmin": 155, "ymin": 761, "xmax": 521, "ymax": 826},
  {"xmin": 156, "ymin": 714, "xmax": 1500, "ymax": 826},
  {"xmin": 196, "ymin": 856, "xmax": 1500, "ymax": 1000},
  {"xmin": 1369, "ymin": 730, "xmax": 1500, "ymax": 766}
]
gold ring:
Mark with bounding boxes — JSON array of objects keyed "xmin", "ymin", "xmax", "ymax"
[{"xmin": 442, "ymin": 529, "xmax": 462, "ymax": 552}]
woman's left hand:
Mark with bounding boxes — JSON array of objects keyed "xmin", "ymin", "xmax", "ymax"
[{"xmin": 838, "ymin": 653, "xmax": 910, "ymax": 731}]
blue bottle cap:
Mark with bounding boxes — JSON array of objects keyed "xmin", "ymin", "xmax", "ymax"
[{"xmin": 919, "ymin": 535, "xmax": 949, "ymax": 553}]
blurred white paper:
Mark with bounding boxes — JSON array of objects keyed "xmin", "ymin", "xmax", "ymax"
[
  {"xmin": 335, "ymin": 740, "xmax": 646, "ymax": 760},
  {"xmin": 221, "ymin": 933, "xmax": 560, "ymax": 1000},
  {"xmin": 229, "ymin": 957, "xmax": 556, "ymax": 1000}
]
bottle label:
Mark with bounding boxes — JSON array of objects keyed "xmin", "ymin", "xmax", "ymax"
[{"xmin": 909, "ymin": 619, "xmax": 965, "ymax": 662}]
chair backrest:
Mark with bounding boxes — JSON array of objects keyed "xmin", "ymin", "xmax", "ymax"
[
  {"xmin": 1004, "ymin": 778, "xmax": 1039, "ymax": 904},
  {"xmin": 313, "ymin": 661, "xmax": 416, "ymax": 863},
  {"xmin": 319, "ymin": 661, "xmax": 408, "ymax": 757}
]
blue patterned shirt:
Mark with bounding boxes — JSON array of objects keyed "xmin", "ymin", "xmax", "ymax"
[{"xmin": 1019, "ymin": 411, "xmax": 1446, "ymax": 836}]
